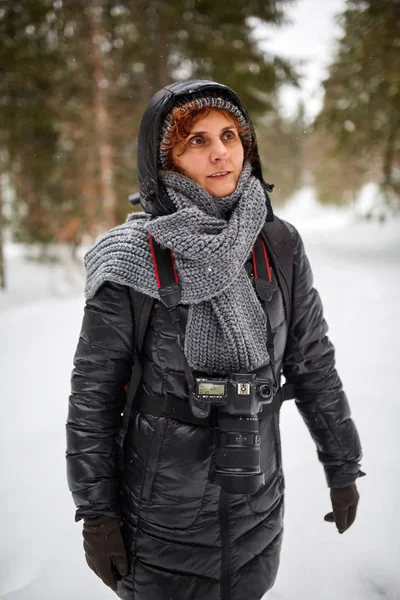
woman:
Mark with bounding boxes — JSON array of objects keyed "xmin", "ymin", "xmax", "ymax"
[{"xmin": 66, "ymin": 80, "xmax": 364, "ymax": 600}]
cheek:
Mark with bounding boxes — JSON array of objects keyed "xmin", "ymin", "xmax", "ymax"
[
  {"xmin": 179, "ymin": 155, "xmax": 207, "ymax": 180},
  {"xmin": 235, "ymin": 144, "xmax": 245, "ymax": 166},
  {"xmin": 171, "ymin": 144, "xmax": 187, "ymax": 170}
]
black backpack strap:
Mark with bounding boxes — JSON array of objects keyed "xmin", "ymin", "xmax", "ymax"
[
  {"xmin": 148, "ymin": 233, "xmax": 181, "ymax": 316},
  {"xmin": 148, "ymin": 234, "xmax": 196, "ymax": 392},
  {"xmin": 116, "ymin": 289, "xmax": 154, "ymax": 471},
  {"xmin": 252, "ymin": 228, "xmax": 292, "ymax": 401},
  {"xmin": 252, "ymin": 235, "xmax": 278, "ymax": 302},
  {"xmin": 260, "ymin": 217, "xmax": 294, "ymax": 325},
  {"xmin": 260, "ymin": 216, "xmax": 307, "ymax": 375},
  {"xmin": 117, "ymin": 232, "xmax": 182, "ymax": 470}
]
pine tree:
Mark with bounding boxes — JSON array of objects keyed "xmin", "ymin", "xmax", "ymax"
[
  {"xmin": 315, "ymin": 0, "xmax": 400, "ymax": 211},
  {"xmin": 0, "ymin": 167, "xmax": 5, "ymax": 289},
  {"xmin": 0, "ymin": 1, "xmax": 62, "ymax": 246},
  {"xmin": 131, "ymin": 0, "xmax": 297, "ymax": 113},
  {"xmin": 0, "ymin": 0, "xmax": 298, "ymax": 262},
  {"xmin": 256, "ymin": 101, "xmax": 306, "ymax": 205},
  {"xmin": 306, "ymin": 129, "xmax": 378, "ymax": 207}
]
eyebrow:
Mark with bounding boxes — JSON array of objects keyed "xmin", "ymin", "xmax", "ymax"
[{"xmin": 188, "ymin": 125, "xmax": 237, "ymax": 136}]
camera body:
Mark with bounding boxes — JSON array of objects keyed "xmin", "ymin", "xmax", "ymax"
[
  {"xmin": 189, "ymin": 373, "xmax": 275, "ymax": 495},
  {"xmin": 190, "ymin": 373, "xmax": 274, "ymax": 418}
]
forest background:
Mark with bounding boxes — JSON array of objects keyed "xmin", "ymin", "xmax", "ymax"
[{"xmin": 0, "ymin": 0, "xmax": 399, "ymax": 289}]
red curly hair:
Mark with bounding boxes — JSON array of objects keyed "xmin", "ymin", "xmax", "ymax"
[{"xmin": 160, "ymin": 106, "xmax": 253, "ymax": 170}]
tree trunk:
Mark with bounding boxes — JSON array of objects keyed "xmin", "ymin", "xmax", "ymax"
[
  {"xmin": 382, "ymin": 118, "xmax": 399, "ymax": 212},
  {"xmin": 135, "ymin": 0, "xmax": 170, "ymax": 96},
  {"xmin": 156, "ymin": 3, "xmax": 170, "ymax": 90},
  {"xmin": 87, "ymin": 0, "xmax": 117, "ymax": 228},
  {"xmin": 81, "ymin": 141, "xmax": 98, "ymax": 240},
  {"xmin": 383, "ymin": 129, "xmax": 394, "ymax": 186},
  {"xmin": 0, "ymin": 172, "xmax": 6, "ymax": 290}
]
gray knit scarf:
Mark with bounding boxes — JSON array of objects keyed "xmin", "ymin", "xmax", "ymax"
[{"xmin": 84, "ymin": 163, "xmax": 269, "ymax": 374}]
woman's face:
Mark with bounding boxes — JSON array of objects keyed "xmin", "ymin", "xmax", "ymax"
[{"xmin": 171, "ymin": 109, "xmax": 244, "ymax": 197}]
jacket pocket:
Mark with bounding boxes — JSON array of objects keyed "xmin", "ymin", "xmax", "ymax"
[
  {"xmin": 140, "ymin": 419, "xmax": 216, "ymax": 530},
  {"xmin": 140, "ymin": 417, "xmax": 168, "ymax": 503}
]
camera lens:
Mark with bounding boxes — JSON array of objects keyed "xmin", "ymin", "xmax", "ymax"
[{"xmin": 214, "ymin": 413, "xmax": 264, "ymax": 495}]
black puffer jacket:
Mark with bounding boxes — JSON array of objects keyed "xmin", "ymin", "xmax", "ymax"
[{"xmin": 66, "ymin": 81, "xmax": 363, "ymax": 600}]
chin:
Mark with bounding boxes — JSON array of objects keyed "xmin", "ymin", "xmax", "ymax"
[{"xmin": 207, "ymin": 182, "xmax": 237, "ymax": 197}]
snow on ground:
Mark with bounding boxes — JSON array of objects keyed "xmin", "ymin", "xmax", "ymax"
[
  {"xmin": 0, "ymin": 190, "xmax": 399, "ymax": 599},
  {"xmin": 0, "ymin": 244, "xmax": 85, "ymax": 314}
]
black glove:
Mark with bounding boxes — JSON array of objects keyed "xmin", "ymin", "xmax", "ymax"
[
  {"xmin": 83, "ymin": 515, "xmax": 128, "ymax": 591},
  {"xmin": 324, "ymin": 483, "xmax": 360, "ymax": 534}
]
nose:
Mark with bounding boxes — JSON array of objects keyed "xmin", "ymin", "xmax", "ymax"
[{"xmin": 210, "ymin": 139, "xmax": 229, "ymax": 162}]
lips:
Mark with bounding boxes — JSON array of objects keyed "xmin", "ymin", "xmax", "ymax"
[{"xmin": 208, "ymin": 170, "xmax": 231, "ymax": 178}]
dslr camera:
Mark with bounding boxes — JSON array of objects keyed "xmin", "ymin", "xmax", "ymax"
[{"xmin": 189, "ymin": 373, "xmax": 275, "ymax": 495}]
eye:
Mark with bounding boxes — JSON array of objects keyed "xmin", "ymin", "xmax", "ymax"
[
  {"xmin": 222, "ymin": 130, "xmax": 237, "ymax": 141},
  {"xmin": 188, "ymin": 136, "xmax": 204, "ymax": 146}
]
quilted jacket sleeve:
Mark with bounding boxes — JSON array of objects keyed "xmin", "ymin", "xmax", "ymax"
[
  {"xmin": 282, "ymin": 223, "xmax": 365, "ymax": 488},
  {"xmin": 66, "ymin": 282, "xmax": 134, "ymax": 522}
]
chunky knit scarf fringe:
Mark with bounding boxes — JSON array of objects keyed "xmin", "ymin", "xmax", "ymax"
[{"xmin": 84, "ymin": 163, "xmax": 269, "ymax": 374}]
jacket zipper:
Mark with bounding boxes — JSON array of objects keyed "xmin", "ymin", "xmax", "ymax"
[{"xmin": 219, "ymin": 490, "xmax": 230, "ymax": 600}]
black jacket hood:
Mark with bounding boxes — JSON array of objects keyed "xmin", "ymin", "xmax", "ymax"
[{"xmin": 137, "ymin": 79, "xmax": 274, "ymax": 218}]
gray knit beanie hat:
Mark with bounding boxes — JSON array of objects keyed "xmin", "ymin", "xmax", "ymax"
[{"xmin": 159, "ymin": 95, "xmax": 253, "ymax": 170}]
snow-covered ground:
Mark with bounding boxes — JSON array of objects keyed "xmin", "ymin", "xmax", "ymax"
[{"xmin": 1, "ymin": 189, "xmax": 399, "ymax": 599}]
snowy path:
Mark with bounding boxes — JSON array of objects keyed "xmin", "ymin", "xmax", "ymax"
[{"xmin": 1, "ymin": 216, "xmax": 399, "ymax": 599}]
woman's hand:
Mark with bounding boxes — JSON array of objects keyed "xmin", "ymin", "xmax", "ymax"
[
  {"xmin": 324, "ymin": 483, "xmax": 360, "ymax": 533},
  {"xmin": 83, "ymin": 516, "xmax": 128, "ymax": 591}
]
